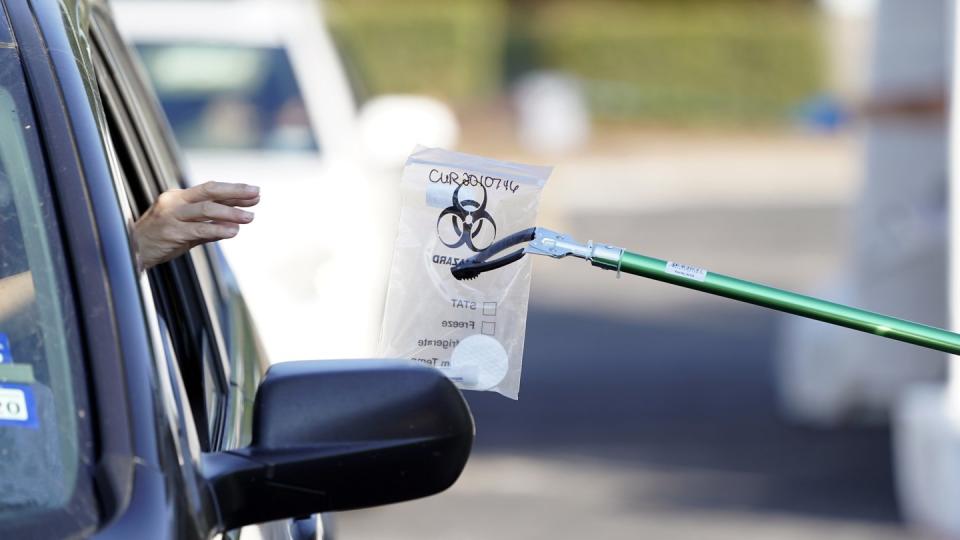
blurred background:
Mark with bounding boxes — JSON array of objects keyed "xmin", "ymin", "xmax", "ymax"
[{"xmin": 113, "ymin": 0, "xmax": 955, "ymax": 538}]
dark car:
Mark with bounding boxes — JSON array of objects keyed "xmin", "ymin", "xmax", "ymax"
[{"xmin": 0, "ymin": 1, "xmax": 474, "ymax": 538}]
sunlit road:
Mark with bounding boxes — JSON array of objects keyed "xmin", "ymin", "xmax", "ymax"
[{"xmin": 338, "ymin": 205, "xmax": 918, "ymax": 540}]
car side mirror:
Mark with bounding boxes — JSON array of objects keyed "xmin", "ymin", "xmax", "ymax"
[{"xmin": 202, "ymin": 359, "xmax": 474, "ymax": 533}]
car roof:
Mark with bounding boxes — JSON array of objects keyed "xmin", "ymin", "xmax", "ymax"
[{"xmin": 110, "ymin": 0, "xmax": 325, "ymax": 46}]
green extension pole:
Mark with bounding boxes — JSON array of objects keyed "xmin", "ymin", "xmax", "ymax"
[
  {"xmin": 452, "ymin": 227, "xmax": 960, "ymax": 356},
  {"xmin": 612, "ymin": 249, "xmax": 960, "ymax": 355}
]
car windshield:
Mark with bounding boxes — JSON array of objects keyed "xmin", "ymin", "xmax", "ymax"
[
  {"xmin": 136, "ymin": 42, "xmax": 320, "ymax": 154},
  {"xmin": 0, "ymin": 49, "xmax": 96, "ymax": 536}
]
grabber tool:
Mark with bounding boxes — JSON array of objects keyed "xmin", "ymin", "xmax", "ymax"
[{"xmin": 452, "ymin": 227, "xmax": 960, "ymax": 356}]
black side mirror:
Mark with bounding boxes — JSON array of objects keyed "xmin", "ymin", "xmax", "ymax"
[{"xmin": 202, "ymin": 360, "xmax": 474, "ymax": 533}]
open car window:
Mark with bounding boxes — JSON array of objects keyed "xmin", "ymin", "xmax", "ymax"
[{"xmin": 91, "ymin": 21, "xmax": 230, "ymax": 452}]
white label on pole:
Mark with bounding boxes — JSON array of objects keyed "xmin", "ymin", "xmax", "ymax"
[{"xmin": 665, "ymin": 261, "xmax": 708, "ymax": 282}]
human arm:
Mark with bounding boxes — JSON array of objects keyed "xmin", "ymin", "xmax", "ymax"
[
  {"xmin": 0, "ymin": 181, "xmax": 259, "ymax": 320},
  {"xmin": 0, "ymin": 271, "xmax": 33, "ymax": 323},
  {"xmin": 133, "ymin": 181, "xmax": 260, "ymax": 270}
]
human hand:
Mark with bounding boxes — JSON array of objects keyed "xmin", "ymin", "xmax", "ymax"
[{"xmin": 133, "ymin": 181, "xmax": 260, "ymax": 270}]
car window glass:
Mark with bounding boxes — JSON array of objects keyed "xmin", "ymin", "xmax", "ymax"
[
  {"xmin": 136, "ymin": 43, "xmax": 320, "ymax": 153},
  {"xmin": 0, "ymin": 54, "xmax": 95, "ymax": 537},
  {"xmin": 201, "ymin": 333, "xmax": 223, "ymax": 440}
]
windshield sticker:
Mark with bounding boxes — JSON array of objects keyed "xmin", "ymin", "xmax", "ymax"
[
  {"xmin": 0, "ymin": 363, "xmax": 34, "ymax": 384},
  {"xmin": 0, "ymin": 384, "xmax": 38, "ymax": 429},
  {"xmin": 0, "ymin": 333, "xmax": 10, "ymax": 363}
]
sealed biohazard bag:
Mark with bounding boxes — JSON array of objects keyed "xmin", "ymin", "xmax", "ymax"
[{"xmin": 378, "ymin": 146, "xmax": 551, "ymax": 399}]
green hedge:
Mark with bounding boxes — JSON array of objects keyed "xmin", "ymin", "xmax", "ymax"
[
  {"xmin": 534, "ymin": 1, "xmax": 823, "ymax": 124},
  {"xmin": 326, "ymin": 0, "xmax": 507, "ymax": 101},
  {"xmin": 327, "ymin": 0, "xmax": 823, "ymax": 125}
]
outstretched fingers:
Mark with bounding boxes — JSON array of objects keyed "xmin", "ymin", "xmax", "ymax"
[
  {"xmin": 134, "ymin": 181, "xmax": 261, "ymax": 270},
  {"xmin": 189, "ymin": 222, "xmax": 240, "ymax": 244},
  {"xmin": 175, "ymin": 200, "xmax": 255, "ymax": 224},
  {"xmin": 181, "ymin": 181, "xmax": 260, "ymax": 204},
  {"xmin": 217, "ymin": 194, "xmax": 261, "ymax": 208}
]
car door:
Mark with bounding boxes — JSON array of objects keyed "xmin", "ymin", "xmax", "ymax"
[{"xmin": 87, "ymin": 7, "xmax": 300, "ymax": 540}]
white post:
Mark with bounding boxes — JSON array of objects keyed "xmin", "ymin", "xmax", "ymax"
[{"xmin": 894, "ymin": 4, "xmax": 960, "ymax": 534}]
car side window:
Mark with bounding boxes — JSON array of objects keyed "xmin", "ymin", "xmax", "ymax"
[{"xmin": 91, "ymin": 30, "xmax": 228, "ymax": 451}]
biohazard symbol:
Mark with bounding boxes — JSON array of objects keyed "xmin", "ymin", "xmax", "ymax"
[{"xmin": 436, "ymin": 183, "xmax": 497, "ymax": 252}]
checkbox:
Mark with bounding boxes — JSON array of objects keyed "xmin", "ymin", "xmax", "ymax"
[
  {"xmin": 482, "ymin": 302, "xmax": 497, "ymax": 316},
  {"xmin": 481, "ymin": 321, "xmax": 496, "ymax": 336}
]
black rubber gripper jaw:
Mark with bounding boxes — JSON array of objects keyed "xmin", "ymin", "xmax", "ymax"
[{"xmin": 451, "ymin": 227, "xmax": 537, "ymax": 280}]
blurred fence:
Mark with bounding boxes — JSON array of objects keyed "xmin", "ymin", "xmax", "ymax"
[{"xmin": 327, "ymin": 0, "xmax": 824, "ymax": 126}]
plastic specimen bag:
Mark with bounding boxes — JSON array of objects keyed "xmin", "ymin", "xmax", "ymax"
[{"xmin": 378, "ymin": 146, "xmax": 551, "ymax": 399}]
